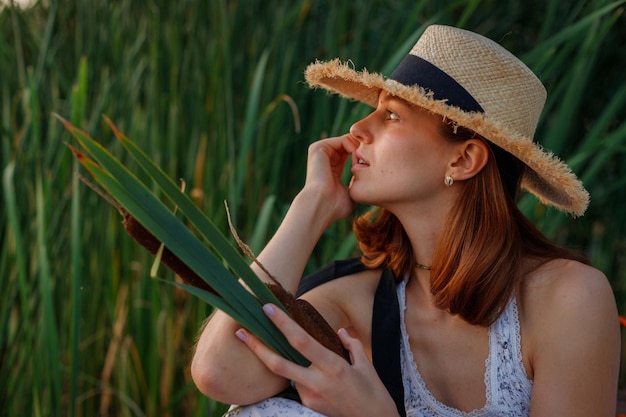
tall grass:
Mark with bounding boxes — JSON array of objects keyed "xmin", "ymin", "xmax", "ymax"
[{"xmin": 1, "ymin": 0, "xmax": 625, "ymax": 416}]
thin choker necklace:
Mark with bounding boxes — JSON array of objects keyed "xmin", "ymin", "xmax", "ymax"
[{"xmin": 416, "ymin": 262, "xmax": 431, "ymax": 271}]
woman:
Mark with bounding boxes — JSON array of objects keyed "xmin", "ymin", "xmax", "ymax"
[{"xmin": 191, "ymin": 25, "xmax": 620, "ymax": 416}]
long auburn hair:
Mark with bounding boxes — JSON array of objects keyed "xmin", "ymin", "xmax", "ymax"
[{"xmin": 353, "ymin": 119, "xmax": 589, "ymax": 326}]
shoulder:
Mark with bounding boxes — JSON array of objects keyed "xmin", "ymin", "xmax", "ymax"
[
  {"xmin": 520, "ymin": 258, "xmax": 617, "ymax": 340},
  {"xmin": 300, "ymin": 265, "xmax": 383, "ymax": 310},
  {"xmin": 298, "ymin": 262, "xmax": 384, "ymax": 349},
  {"xmin": 519, "ymin": 259, "xmax": 620, "ymax": 415},
  {"xmin": 297, "ymin": 258, "xmax": 371, "ymax": 295},
  {"xmin": 297, "ymin": 258, "xmax": 385, "ymax": 301},
  {"xmin": 520, "ymin": 258, "xmax": 615, "ymax": 322}
]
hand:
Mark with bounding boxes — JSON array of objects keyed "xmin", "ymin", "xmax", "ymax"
[
  {"xmin": 301, "ymin": 134, "xmax": 360, "ymax": 224},
  {"xmin": 235, "ymin": 304, "xmax": 400, "ymax": 417}
]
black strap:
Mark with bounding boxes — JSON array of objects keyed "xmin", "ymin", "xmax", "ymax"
[
  {"xmin": 296, "ymin": 258, "xmax": 368, "ymax": 297},
  {"xmin": 372, "ymin": 269, "xmax": 405, "ymax": 417}
]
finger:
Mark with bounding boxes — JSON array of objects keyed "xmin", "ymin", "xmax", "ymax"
[
  {"xmin": 327, "ymin": 133, "xmax": 359, "ymax": 154},
  {"xmin": 307, "ymin": 135, "xmax": 358, "ymax": 181},
  {"xmin": 337, "ymin": 328, "xmax": 369, "ymax": 365},
  {"xmin": 263, "ymin": 304, "xmax": 339, "ymax": 364},
  {"xmin": 311, "ymin": 134, "xmax": 358, "ymax": 165},
  {"xmin": 333, "ymin": 134, "xmax": 360, "ymax": 165},
  {"xmin": 342, "ymin": 133, "xmax": 360, "ymax": 153},
  {"xmin": 235, "ymin": 328, "xmax": 304, "ymax": 383}
]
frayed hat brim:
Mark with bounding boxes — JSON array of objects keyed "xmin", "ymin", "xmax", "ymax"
[{"xmin": 305, "ymin": 59, "xmax": 589, "ymax": 216}]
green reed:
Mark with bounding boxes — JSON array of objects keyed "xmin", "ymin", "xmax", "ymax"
[{"xmin": 0, "ymin": 0, "xmax": 625, "ymax": 416}]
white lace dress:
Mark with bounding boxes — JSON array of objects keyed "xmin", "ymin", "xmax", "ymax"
[
  {"xmin": 397, "ymin": 280, "xmax": 533, "ymax": 417},
  {"xmin": 223, "ymin": 398, "xmax": 324, "ymax": 417}
]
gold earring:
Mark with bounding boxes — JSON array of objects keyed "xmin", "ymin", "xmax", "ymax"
[{"xmin": 444, "ymin": 175, "xmax": 454, "ymax": 187}]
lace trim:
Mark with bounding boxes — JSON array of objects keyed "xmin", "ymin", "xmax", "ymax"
[
  {"xmin": 398, "ymin": 280, "xmax": 532, "ymax": 417},
  {"xmin": 490, "ymin": 296, "xmax": 533, "ymax": 406},
  {"xmin": 509, "ymin": 298, "xmax": 532, "ymax": 382},
  {"xmin": 398, "ymin": 281, "xmax": 494, "ymax": 416}
]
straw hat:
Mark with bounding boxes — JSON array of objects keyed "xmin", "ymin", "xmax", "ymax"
[{"xmin": 305, "ymin": 25, "xmax": 589, "ymax": 216}]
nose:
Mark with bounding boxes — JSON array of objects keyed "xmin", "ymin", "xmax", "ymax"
[{"xmin": 350, "ymin": 113, "xmax": 373, "ymax": 144}]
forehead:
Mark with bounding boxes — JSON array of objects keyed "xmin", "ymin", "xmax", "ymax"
[
  {"xmin": 377, "ymin": 91, "xmax": 438, "ymax": 120},
  {"xmin": 378, "ymin": 90, "xmax": 406, "ymax": 105},
  {"xmin": 377, "ymin": 91, "xmax": 422, "ymax": 112}
]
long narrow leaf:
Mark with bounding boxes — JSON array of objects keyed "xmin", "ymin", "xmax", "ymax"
[
  {"xmin": 522, "ymin": 0, "xmax": 626, "ymax": 63},
  {"xmin": 75, "ymin": 149, "xmax": 305, "ymax": 363},
  {"xmin": 165, "ymin": 278, "xmax": 310, "ymax": 368},
  {"xmin": 62, "ymin": 124, "xmax": 306, "ymax": 364},
  {"xmin": 102, "ymin": 116, "xmax": 284, "ymax": 310},
  {"xmin": 71, "ymin": 118, "xmax": 289, "ymax": 326},
  {"xmin": 233, "ymin": 49, "xmax": 270, "ymax": 219}
]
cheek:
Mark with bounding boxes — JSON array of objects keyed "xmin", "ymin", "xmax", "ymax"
[
  {"xmin": 390, "ymin": 150, "xmax": 445, "ymax": 189},
  {"xmin": 391, "ymin": 145, "xmax": 427, "ymax": 173},
  {"xmin": 379, "ymin": 135, "xmax": 446, "ymax": 181}
]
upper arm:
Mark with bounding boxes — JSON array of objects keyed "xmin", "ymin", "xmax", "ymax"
[
  {"xmin": 299, "ymin": 268, "xmax": 381, "ymax": 349},
  {"xmin": 527, "ymin": 263, "xmax": 620, "ymax": 416}
]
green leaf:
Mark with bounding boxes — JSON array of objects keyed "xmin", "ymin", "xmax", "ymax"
[
  {"xmin": 102, "ymin": 116, "xmax": 285, "ymax": 310},
  {"xmin": 60, "ymin": 116, "xmax": 307, "ymax": 364}
]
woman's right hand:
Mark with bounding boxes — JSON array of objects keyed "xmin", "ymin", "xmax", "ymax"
[
  {"xmin": 235, "ymin": 303, "xmax": 400, "ymax": 417},
  {"xmin": 301, "ymin": 134, "xmax": 360, "ymax": 225}
]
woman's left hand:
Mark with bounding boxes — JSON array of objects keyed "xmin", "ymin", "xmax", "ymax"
[{"xmin": 235, "ymin": 304, "xmax": 400, "ymax": 417}]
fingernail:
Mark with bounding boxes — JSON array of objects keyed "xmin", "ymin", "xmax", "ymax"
[
  {"xmin": 262, "ymin": 304, "xmax": 275, "ymax": 317},
  {"xmin": 235, "ymin": 329, "xmax": 247, "ymax": 342},
  {"xmin": 338, "ymin": 328, "xmax": 348, "ymax": 337}
]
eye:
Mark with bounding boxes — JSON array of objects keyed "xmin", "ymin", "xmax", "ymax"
[{"xmin": 387, "ymin": 110, "xmax": 400, "ymax": 120}]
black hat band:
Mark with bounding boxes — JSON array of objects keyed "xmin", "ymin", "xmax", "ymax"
[{"xmin": 390, "ymin": 54, "xmax": 484, "ymax": 113}]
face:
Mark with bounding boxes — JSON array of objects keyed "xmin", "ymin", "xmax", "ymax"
[{"xmin": 349, "ymin": 91, "xmax": 459, "ymax": 212}]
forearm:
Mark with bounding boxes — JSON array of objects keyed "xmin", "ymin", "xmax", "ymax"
[
  {"xmin": 191, "ymin": 188, "xmax": 338, "ymax": 403},
  {"xmin": 249, "ymin": 188, "xmax": 337, "ymax": 293}
]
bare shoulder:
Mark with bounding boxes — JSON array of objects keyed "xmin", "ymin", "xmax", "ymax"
[
  {"xmin": 520, "ymin": 259, "xmax": 620, "ymax": 415},
  {"xmin": 520, "ymin": 258, "xmax": 617, "ymax": 342},
  {"xmin": 521, "ymin": 258, "xmax": 615, "ymax": 316},
  {"xmin": 299, "ymin": 267, "xmax": 383, "ymax": 348}
]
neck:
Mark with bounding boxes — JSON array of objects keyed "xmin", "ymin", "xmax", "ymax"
[
  {"xmin": 394, "ymin": 210, "xmax": 445, "ymax": 268},
  {"xmin": 387, "ymin": 202, "xmax": 451, "ymax": 292},
  {"xmin": 407, "ymin": 264, "xmax": 441, "ymax": 312}
]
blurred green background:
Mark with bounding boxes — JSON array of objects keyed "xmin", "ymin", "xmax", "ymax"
[{"xmin": 1, "ymin": 0, "xmax": 625, "ymax": 415}]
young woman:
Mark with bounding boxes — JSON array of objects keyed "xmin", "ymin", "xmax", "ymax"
[{"xmin": 191, "ymin": 25, "xmax": 620, "ymax": 417}]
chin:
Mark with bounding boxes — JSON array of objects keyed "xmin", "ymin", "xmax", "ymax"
[{"xmin": 349, "ymin": 185, "xmax": 376, "ymax": 206}]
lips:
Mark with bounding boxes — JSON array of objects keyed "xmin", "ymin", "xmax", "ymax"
[
  {"xmin": 352, "ymin": 151, "xmax": 369, "ymax": 167},
  {"xmin": 350, "ymin": 152, "xmax": 369, "ymax": 176}
]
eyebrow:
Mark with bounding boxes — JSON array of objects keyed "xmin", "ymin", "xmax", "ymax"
[
  {"xmin": 378, "ymin": 92, "xmax": 415, "ymax": 109},
  {"xmin": 379, "ymin": 92, "xmax": 396, "ymax": 103}
]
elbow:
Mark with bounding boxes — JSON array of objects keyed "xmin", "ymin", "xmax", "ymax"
[
  {"xmin": 191, "ymin": 349, "xmax": 258, "ymax": 405},
  {"xmin": 190, "ymin": 315, "xmax": 239, "ymax": 401},
  {"xmin": 190, "ymin": 353, "xmax": 212, "ymax": 397},
  {"xmin": 190, "ymin": 348, "xmax": 287, "ymax": 405},
  {"xmin": 191, "ymin": 352, "xmax": 227, "ymax": 400}
]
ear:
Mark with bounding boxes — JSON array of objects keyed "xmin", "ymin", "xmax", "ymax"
[{"xmin": 448, "ymin": 139, "xmax": 489, "ymax": 181}]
